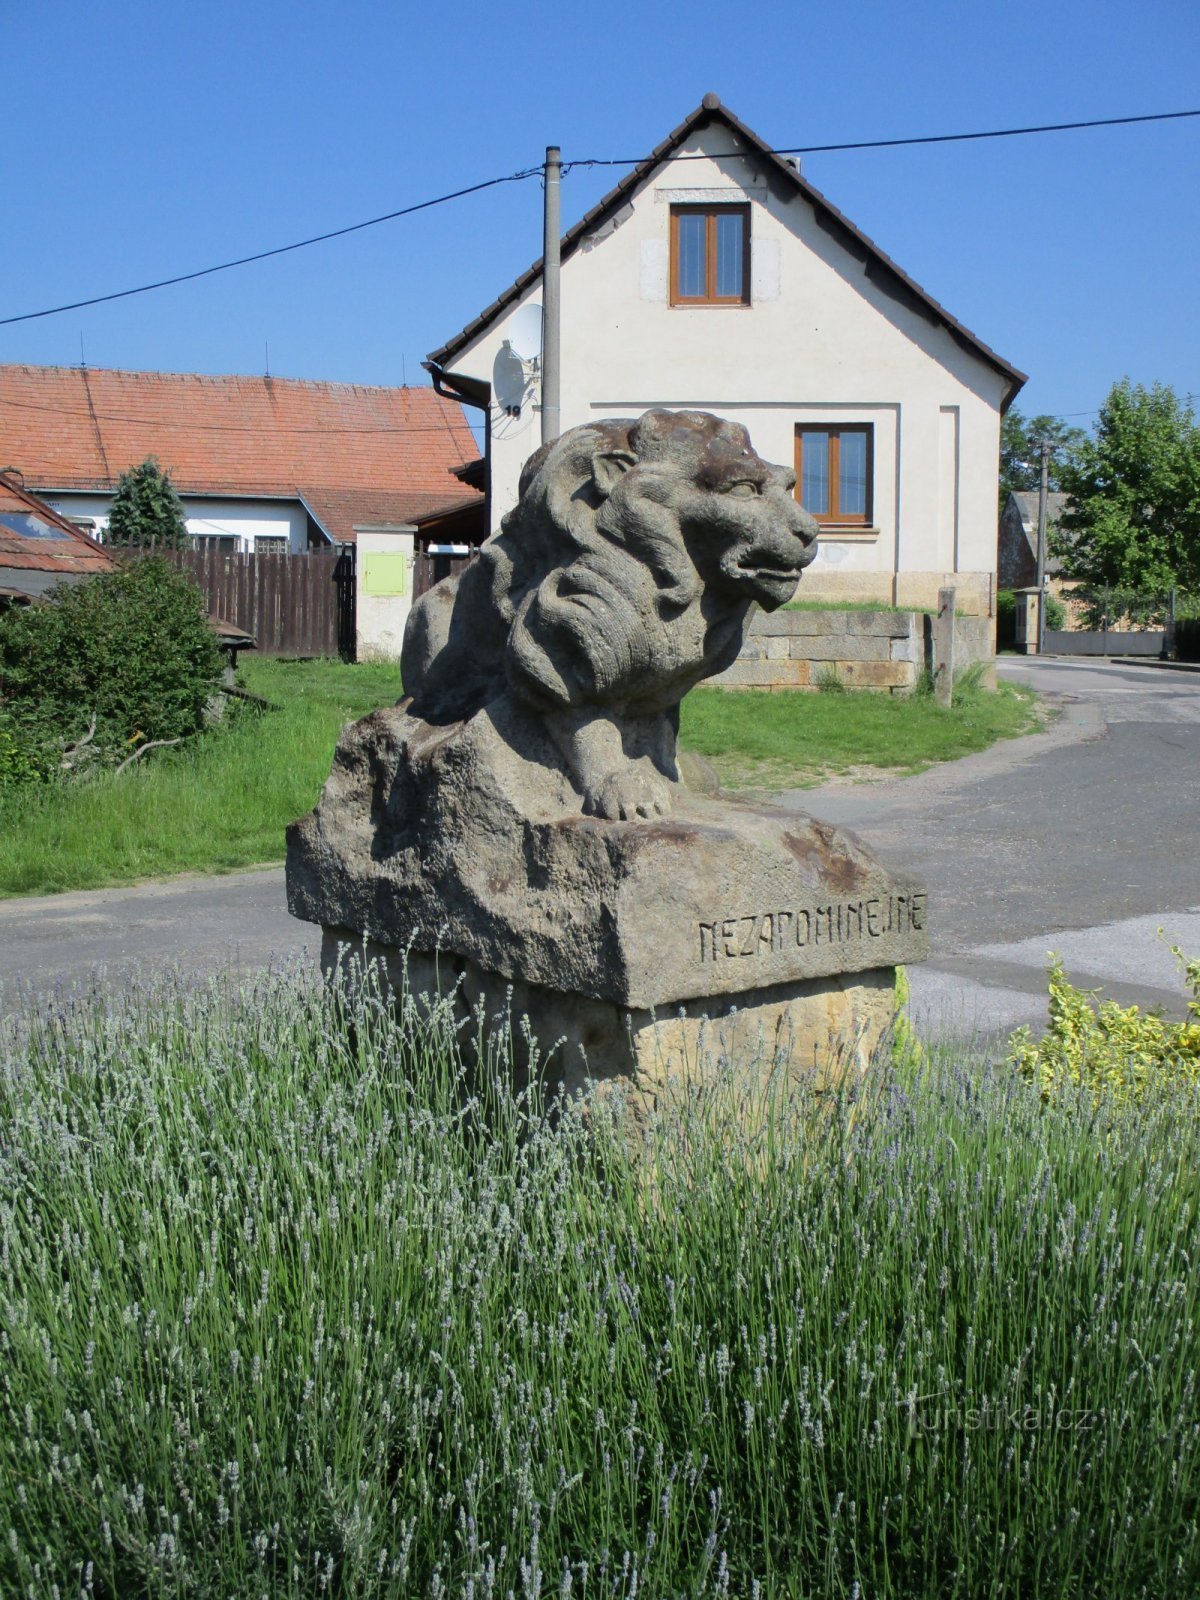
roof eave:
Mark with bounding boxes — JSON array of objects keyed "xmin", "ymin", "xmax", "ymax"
[{"xmin": 427, "ymin": 96, "xmax": 1027, "ymax": 403}]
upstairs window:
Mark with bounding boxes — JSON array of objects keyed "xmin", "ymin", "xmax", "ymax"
[
  {"xmin": 670, "ymin": 204, "xmax": 750, "ymax": 305},
  {"xmin": 795, "ymin": 425, "xmax": 874, "ymax": 526}
]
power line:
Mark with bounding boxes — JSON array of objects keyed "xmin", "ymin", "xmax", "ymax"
[
  {"xmin": 565, "ymin": 107, "xmax": 1200, "ymax": 170},
  {"xmin": 0, "ymin": 166, "xmax": 543, "ymax": 329},
  {"xmin": 0, "ymin": 391, "xmax": 479, "ymax": 435},
  {"xmin": 2, "ymin": 107, "xmax": 1197, "ymax": 330}
]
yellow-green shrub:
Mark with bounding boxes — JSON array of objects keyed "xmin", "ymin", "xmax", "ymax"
[{"xmin": 1008, "ymin": 942, "xmax": 1200, "ymax": 1104}]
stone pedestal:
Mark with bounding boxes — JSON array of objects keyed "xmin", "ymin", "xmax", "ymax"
[
  {"xmin": 287, "ymin": 699, "xmax": 929, "ymax": 1102},
  {"xmin": 322, "ymin": 930, "xmax": 898, "ymax": 1110}
]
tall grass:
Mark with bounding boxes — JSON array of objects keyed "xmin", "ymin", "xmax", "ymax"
[
  {"xmin": 1, "ymin": 966, "xmax": 1197, "ymax": 1596},
  {"xmin": 0, "ymin": 659, "xmax": 397, "ymax": 896}
]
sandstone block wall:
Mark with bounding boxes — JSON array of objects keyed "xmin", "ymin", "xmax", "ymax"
[{"xmin": 710, "ymin": 608, "xmax": 996, "ymax": 694}]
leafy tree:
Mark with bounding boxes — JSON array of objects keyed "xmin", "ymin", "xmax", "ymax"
[
  {"xmin": 106, "ymin": 457, "xmax": 189, "ymax": 550},
  {"xmin": 0, "ymin": 557, "xmax": 220, "ymax": 775},
  {"xmin": 1056, "ymin": 380, "xmax": 1200, "ymax": 594},
  {"xmin": 1000, "ymin": 409, "xmax": 1086, "ymax": 499}
]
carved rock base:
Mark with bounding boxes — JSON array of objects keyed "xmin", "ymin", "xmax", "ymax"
[{"xmin": 321, "ymin": 930, "xmax": 900, "ymax": 1112}]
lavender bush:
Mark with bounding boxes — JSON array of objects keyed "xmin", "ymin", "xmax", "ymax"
[{"xmin": 1, "ymin": 963, "xmax": 1198, "ymax": 1597}]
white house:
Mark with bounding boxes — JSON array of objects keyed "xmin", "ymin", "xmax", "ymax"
[
  {"xmin": 0, "ymin": 366, "xmax": 480, "ymax": 555},
  {"xmin": 426, "ymin": 94, "xmax": 1025, "ymax": 616}
]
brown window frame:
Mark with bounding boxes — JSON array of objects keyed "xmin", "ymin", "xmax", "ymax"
[
  {"xmin": 794, "ymin": 424, "xmax": 874, "ymax": 527},
  {"xmin": 669, "ymin": 204, "xmax": 751, "ymax": 306}
]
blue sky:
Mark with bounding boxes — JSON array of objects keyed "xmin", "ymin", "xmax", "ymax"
[{"xmin": 3, "ymin": 0, "xmax": 1198, "ymax": 425}]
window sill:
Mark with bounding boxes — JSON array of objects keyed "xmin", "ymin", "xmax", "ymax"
[{"xmin": 814, "ymin": 525, "xmax": 880, "ymax": 539}]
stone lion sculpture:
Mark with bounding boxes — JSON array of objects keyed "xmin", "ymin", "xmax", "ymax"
[{"xmin": 401, "ymin": 408, "xmax": 819, "ymax": 819}]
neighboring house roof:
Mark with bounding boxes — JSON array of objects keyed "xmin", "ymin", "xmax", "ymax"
[
  {"xmin": 410, "ymin": 495, "xmax": 488, "ymax": 545},
  {"xmin": 1011, "ymin": 490, "xmax": 1069, "ymax": 529},
  {"xmin": 0, "ymin": 471, "xmax": 114, "ymax": 595},
  {"xmin": 0, "ymin": 366, "xmax": 482, "ymax": 542},
  {"xmin": 1008, "ymin": 490, "xmax": 1071, "ymax": 576},
  {"xmin": 427, "ymin": 93, "xmax": 1026, "ymax": 406}
]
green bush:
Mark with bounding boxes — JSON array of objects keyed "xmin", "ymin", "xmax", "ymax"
[
  {"xmin": 0, "ymin": 558, "xmax": 220, "ymax": 774},
  {"xmin": 106, "ymin": 457, "xmax": 189, "ymax": 550},
  {"xmin": 1008, "ymin": 943, "xmax": 1200, "ymax": 1106},
  {"xmin": 1043, "ymin": 591, "xmax": 1066, "ymax": 630},
  {"xmin": 0, "ymin": 703, "xmax": 60, "ymax": 789}
]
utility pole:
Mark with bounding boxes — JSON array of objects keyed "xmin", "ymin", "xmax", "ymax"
[
  {"xmin": 1035, "ymin": 438, "xmax": 1050, "ymax": 656},
  {"xmin": 541, "ymin": 145, "xmax": 562, "ymax": 446}
]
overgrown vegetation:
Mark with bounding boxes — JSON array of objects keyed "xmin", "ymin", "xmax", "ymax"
[
  {"xmin": 999, "ymin": 407, "xmax": 1086, "ymax": 500},
  {"xmin": 0, "ymin": 657, "xmax": 398, "ymax": 896},
  {"xmin": 1057, "ymin": 379, "xmax": 1200, "ymax": 595},
  {"xmin": 679, "ymin": 667, "xmax": 1039, "ymax": 794},
  {"xmin": 0, "ymin": 658, "xmax": 1039, "ymax": 897},
  {"xmin": 0, "ymin": 557, "xmax": 220, "ymax": 782},
  {"xmin": 1, "ymin": 964, "xmax": 1197, "ymax": 1597},
  {"xmin": 1009, "ymin": 942, "xmax": 1200, "ymax": 1104},
  {"xmin": 105, "ymin": 457, "xmax": 189, "ymax": 550}
]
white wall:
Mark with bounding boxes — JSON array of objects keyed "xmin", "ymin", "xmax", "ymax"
[
  {"xmin": 355, "ymin": 525, "xmax": 416, "ymax": 661},
  {"xmin": 443, "ymin": 124, "xmax": 1010, "ymax": 613},
  {"xmin": 37, "ymin": 490, "xmax": 311, "ymax": 553}
]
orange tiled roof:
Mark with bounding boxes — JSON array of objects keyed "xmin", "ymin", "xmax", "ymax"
[
  {"xmin": 0, "ymin": 366, "xmax": 482, "ymax": 541},
  {"xmin": 0, "ymin": 472, "xmax": 115, "ymax": 576}
]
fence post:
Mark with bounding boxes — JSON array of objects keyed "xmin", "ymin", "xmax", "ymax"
[
  {"xmin": 1102, "ymin": 588, "xmax": 1110, "ymax": 657},
  {"xmin": 934, "ymin": 587, "xmax": 956, "ymax": 708}
]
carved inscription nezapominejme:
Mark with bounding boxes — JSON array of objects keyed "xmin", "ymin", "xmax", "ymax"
[{"xmin": 698, "ymin": 893, "xmax": 927, "ymax": 962}]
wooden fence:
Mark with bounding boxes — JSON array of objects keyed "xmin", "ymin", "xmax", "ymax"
[
  {"xmin": 164, "ymin": 547, "xmax": 356, "ymax": 659},
  {"xmin": 412, "ymin": 549, "xmax": 476, "ymax": 599}
]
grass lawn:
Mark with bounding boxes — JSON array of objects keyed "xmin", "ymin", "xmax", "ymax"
[
  {"xmin": 680, "ymin": 672, "xmax": 1041, "ymax": 794},
  {"xmin": 0, "ymin": 658, "xmax": 1040, "ymax": 897},
  {"xmin": 0, "ymin": 657, "xmax": 399, "ymax": 897}
]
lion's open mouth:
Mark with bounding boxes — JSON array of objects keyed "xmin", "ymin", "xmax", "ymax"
[{"xmin": 737, "ymin": 559, "xmax": 804, "ymax": 581}]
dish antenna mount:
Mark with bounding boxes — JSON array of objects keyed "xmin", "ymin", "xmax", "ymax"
[{"xmin": 492, "ymin": 303, "xmax": 543, "ymax": 418}]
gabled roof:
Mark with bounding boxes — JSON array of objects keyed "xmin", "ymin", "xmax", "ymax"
[
  {"xmin": 428, "ymin": 94, "xmax": 1026, "ymax": 406},
  {"xmin": 0, "ymin": 472, "xmax": 114, "ymax": 577},
  {"xmin": 0, "ymin": 366, "xmax": 483, "ymax": 542},
  {"xmin": 1010, "ymin": 489, "xmax": 1069, "ymax": 527}
]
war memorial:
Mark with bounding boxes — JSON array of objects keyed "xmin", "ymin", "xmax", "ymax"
[{"xmin": 287, "ymin": 409, "xmax": 928, "ymax": 1101}]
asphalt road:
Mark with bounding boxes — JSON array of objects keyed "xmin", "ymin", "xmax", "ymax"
[
  {"xmin": 2, "ymin": 656, "xmax": 1198, "ymax": 1046},
  {"xmin": 783, "ymin": 657, "xmax": 1200, "ymax": 1042}
]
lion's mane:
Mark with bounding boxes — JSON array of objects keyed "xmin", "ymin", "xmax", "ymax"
[{"xmin": 402, "ymin": 409, "xmax": 798, "ymax": 724}]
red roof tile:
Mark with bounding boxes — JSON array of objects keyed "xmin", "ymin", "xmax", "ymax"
[
  {"xmin": 0, "ymin": 473, "xmax": 114, "ymax": 576},
  {"xmin": 0, "ymin": 366, "xmax": 483, "ymax": 541}
]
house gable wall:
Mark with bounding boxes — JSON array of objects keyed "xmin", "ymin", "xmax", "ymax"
[{"xmin": 443, "ymin": 123, "xmax": 1009, "ymax": 613}]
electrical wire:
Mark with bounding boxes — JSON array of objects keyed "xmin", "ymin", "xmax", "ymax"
[
  {"xmin": 0, "ymin": 166, "xmax": 543, "ymax": 329},
  {"xmin": 1, "ymin": 106, "xmax": 1196, "ymax": 329},
  {"xmin": 0, "ymin": 390, "xmax": 480, "ymax": 435},
  {"xmin": 565, "ymin": 107, "xmax": 1200, "ymax": 170}
]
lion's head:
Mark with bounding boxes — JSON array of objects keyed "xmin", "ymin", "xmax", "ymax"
[
  {"xmin": 403, "ymin": 411, "xmax": 820, "ymax": 805},
  {"xmin": 501, "ymin": 409, "xmax": 818, "ymax": 619}
]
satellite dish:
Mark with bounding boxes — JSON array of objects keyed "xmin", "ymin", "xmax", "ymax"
[
  {"xmin": 507, "ymin": 302, "xmax": 543, "ymax": 362},
  {"xmin": 493, "ymin": 342, "xmax": 528, "ymax": 417}
]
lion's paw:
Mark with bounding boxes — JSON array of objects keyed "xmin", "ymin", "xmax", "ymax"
[{"xmin": 587, "ymin": 769, "xmax": 672, "ymax": 822}]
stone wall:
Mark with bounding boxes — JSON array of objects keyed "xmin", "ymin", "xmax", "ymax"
[{"xmin": 709, "ymin": 608, "xmax": 995, "ymax": 694}]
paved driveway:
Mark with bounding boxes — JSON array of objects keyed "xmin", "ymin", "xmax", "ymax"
[
  {"xmin": 2, "ymin": 657, "xmax": 1198, "ymax": 1047},
  {"xmin": 782, "ymin": 657, "xmax": 1200, "ymax": 1043}
]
